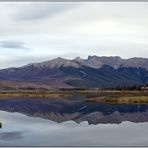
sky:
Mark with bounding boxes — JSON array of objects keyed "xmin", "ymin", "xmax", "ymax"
[{"xmin": 0, "ymin": 2, "xmax": 148, "ymax": 68}]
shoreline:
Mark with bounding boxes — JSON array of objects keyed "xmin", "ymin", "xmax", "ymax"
[{"xmin": 0, "ymin": 90, "xmax": 147, "ymax": 104}]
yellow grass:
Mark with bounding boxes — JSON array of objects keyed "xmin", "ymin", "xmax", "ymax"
[
  {"xmin": 86, "ymin": 96, "xmax": 148, "ymax": 104},
  {"xmin": 0, "ymin": 92, "xmax": 73, "ymax": 99},
  {"xmin": 0, "ymin": 90, "xmax": 148, "ymax": 104}
]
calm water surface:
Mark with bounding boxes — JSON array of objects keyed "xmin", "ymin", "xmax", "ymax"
[{"xmin": 0, "ymin": 97, "xmax": 148, "ymax": 146}]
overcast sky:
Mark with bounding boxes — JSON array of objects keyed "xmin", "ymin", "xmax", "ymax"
[{"xmin": 0, "ymin": 2, "xmax": 148, "ymax": 68}]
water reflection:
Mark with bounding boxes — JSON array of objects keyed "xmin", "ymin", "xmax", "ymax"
[
  {"xmin": 0, "ymin": 98, "xmax": 148, "ymax": 146},
  {"xmin": 0, "ymin": 131, "xmax": 24, "ymax": 140},
  {"xmin": 0, "ymin": 97, "xmax": 148, "ymax": 124},
  {"xmin": 0, "ymin": 110, "xmax": 148, "ymax": 146}
]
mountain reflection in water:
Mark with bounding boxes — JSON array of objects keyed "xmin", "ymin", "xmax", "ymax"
[{"xmin": 0, "ymin": 97, "xmax": 148, "ymax": 124}]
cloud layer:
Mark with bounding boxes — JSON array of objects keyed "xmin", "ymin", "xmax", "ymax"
[
  {"xmin": 0, "ymin": 2, "xmax": 148, "ymax": 68},
  {"xmin": 15, "ymin": 3, "xmax": 80, "ymax": 21},
  {"xmin": 0, "ymin": 40, "xmax": 28, "ymax": 49}
]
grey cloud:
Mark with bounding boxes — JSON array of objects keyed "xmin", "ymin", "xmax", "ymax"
[
  {"xmin": 0, "ymin": 40, "xmax": 28, "ymax": 49},
  {"xmin": 0, "ymin": 131, "xmax": 24, "ymax": 140},
  {"xmin": 15, "ymin": 3, "xmax": 80, "ymax": 21}
]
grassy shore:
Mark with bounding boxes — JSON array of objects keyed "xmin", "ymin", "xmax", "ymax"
[
  {"xmin": 0, "ymin": 91, "xmax": 73, "ymax": 99},
  {"xmin": 86, "ymin": 96, "xmax": 148, "ymax": 104},
  {"xmin": 86, "ymin": 91, "xmax": 148, "ymax": 104},
  {"xmin": 0, "ymin": 90, "xmax": 148, "ymax": 104}
]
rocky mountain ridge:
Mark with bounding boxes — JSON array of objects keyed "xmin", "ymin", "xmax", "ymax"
[
  {"xmin": 0, "ymin": 56, "xmax": 147, "ymax": 88},
  {"xmin": 20, "ymin": 56, "xmax": 148, "ymax": 70}
]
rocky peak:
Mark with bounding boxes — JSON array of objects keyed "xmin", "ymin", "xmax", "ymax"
[
  {"xmin": 18, "ymin": 55, "xmax": 148, "ymax": 70},
  {"xmin": 23, "ymin": 57, "xmax": 80, "ymax": 69}
]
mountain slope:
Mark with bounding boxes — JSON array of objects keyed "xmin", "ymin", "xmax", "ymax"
[{"xmin": 0, "ymin": 56, "xmax": 147, "ymax": 88}]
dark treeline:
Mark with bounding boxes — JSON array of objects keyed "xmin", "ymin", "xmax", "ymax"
[
  {"xmin": 59, "ymin": 84, "xmax": 148, "ymax": 91},
  {"xmin": 59, "ymin": 88, "xmax": 90, "ymax": 91},
  {"xmin": 107, "ymin": 84, "xmax": 148, "ymax": 91},
  {"xmin": 1, "ymin": 84, "xmax": 148, "ymax": 92}
]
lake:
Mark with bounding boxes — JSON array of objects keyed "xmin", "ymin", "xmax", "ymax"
[{"xmin": 0, "ymin": 97, "xmax": 148, "ymax": 146}]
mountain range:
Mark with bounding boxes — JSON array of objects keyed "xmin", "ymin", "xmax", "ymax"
[{"xmin": 0, "ymin": 56, "xmax": 148, "ymax": 89}]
